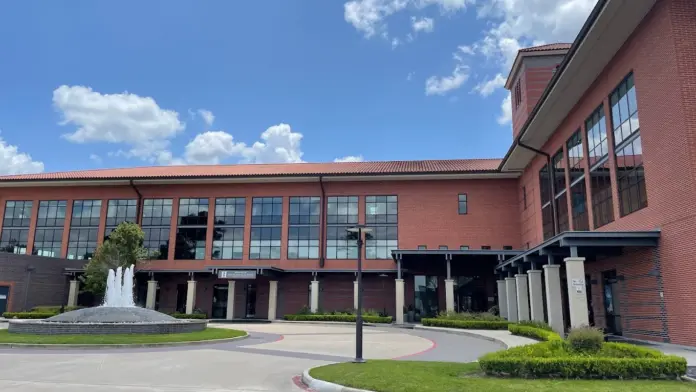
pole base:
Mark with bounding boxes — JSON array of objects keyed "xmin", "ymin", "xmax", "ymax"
[{"xmin": 352, "ymin": 358, "xmax": 366, "ymax": 364}]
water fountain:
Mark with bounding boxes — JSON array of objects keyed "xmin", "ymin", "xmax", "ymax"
[{"xmin": 8, "ymin": 265, "xmax": 207, "ymax": 335}]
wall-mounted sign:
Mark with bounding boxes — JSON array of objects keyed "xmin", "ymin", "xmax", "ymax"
[{"xmin": 217, "ymin": 270, "xmax": 257, "ymax": 280}]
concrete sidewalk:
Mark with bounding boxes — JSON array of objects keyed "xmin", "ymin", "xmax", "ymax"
[{"xmin": 413, "ymin": 325, "xmax": 536, "ymax": 348}]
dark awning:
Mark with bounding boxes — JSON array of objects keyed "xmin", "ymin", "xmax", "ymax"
[{"xmin": 496, "ymin": 230, "xmax": 661, "ymax": 271}]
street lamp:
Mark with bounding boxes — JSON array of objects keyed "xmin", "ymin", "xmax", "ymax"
[{"xmin": 347, "ymin": 224, "xmax": 372, "ymax": 363}]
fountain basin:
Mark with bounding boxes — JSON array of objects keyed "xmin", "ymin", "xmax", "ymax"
[{"xmin": 7, "ymin": 307, "xmax": 207, "ymax": 335}]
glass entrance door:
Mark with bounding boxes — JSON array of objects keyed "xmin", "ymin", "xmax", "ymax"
[
  {"xmin": 212, "ymin": 284, "xmax": 228, "ymax": 319},
  {"xmin": 245, "ymin": 283, "xmax": 257, "ymax": 318},
  {"xmin": 602, "ymin": 270, "xmax": 622, "ymax": 335},
  {"xmin": 414, "ymin": 276, "xmax": 438, "ymax": 319},
  {"xmin": 0, "ymin": 286, "xmax": 8, "ymax": 314}
]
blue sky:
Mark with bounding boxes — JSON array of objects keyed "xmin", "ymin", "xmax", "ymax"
[{"xmin": 0, "ymin": 0, "xmax": 595, "ymax": 174}]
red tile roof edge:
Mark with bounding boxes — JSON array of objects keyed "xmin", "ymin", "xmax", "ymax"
[{"xmin": 519, "ymin": 43, "xmax": 572, "ymax": 52}]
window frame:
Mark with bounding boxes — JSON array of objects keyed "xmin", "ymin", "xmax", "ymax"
[
  {"xmin": 288, "ymin": 196, "xmax": 321, "ymax": 260},
  {"xmin": 458, "ymin": 194, "xmax": 468, "ymax": 215},
  {"xmin": 365, "ymin": 195, "xmax": 398, "ymax": 260},
  {"xmin": 141, "ymin": 198, "xmax": 173, "ymax": 260},
  {"xmin": 249, "ymin": 197, "xmax": 283, "ymax": 260},
  {"xmin": 325, "ymin": 196, "xmax": 359, "ymax": 260}
]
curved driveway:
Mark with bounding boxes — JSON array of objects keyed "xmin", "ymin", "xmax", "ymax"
[{"xmin": 0, "ymin": 322, "xmax": 503, "ymax": 391}]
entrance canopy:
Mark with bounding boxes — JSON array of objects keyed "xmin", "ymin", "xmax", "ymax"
[
  {"xmin": 392, "ymin": 248, "xmax": 522, "ymax": 277},
  {"xmin": 495, "ymin": 231, "xmax": 661, "ymax": 273}
]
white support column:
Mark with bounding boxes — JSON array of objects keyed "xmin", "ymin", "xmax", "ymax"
[
  {"xmin": 505, "ymin": 277, "xmax": 518, "ymax": 322},
  {"xmin": 515, "ymin": 274, "xmax": 530, "ymax": 321},
  {"xmin": 353, "ymin": 280, "xmax": 359, "ymax": 310},
  {"xmin": 185, "ymin": 280, "xmax": 197, "ymax": 315},
  {"xmin": 565, "ymin": 257, "xmax": 589, "ymax": 328},
  {"xmin": 67, "ymin": 279, "xmax": 79, "ymax": 307},
  {"xmin": 268, "ymin": 280, "xmax": 278, "ymax": 320},
  {"xmin": 543, "ymin": 264, "xmax": 565, "ymax": 334},
  {"xmin": 395, "ymin": 279, "xmax": 404, "ymax": 324},
  {"xmin": 497, "ymin": 280, "xmax": 508, "ymax": 319},
  {"xmin": 226, "ymin": 280, "xmax": 236, "ymax": 320},
  {"xmin": 310, "ymin": 280, "xmax": 320, "ymax": 313},
  {"xmin": 527, "ymin": 270, "xmax": 544, "ymax": 322},
  {"xmin": 445, "ymin": 279, "xmax": 455, "ymax": 312},
  {"xmin": 145, "ymin": 280, "xmax": 157, "ymax": 310}
]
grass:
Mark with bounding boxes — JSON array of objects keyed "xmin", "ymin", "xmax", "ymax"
[
  {"xmin": 309, "ymin": 360, "xmax": 696, "ymax": 392},
  {"xmin": 0, "ymin": 327, "xmax": 246, "ymax": 345}
]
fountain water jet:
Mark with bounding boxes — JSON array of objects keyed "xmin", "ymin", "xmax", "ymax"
[{"xmin": 103, "ymin": 265, "xmax": 135, "ymax": 308}]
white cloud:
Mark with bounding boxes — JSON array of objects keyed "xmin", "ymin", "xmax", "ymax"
[
  {"xmin": 473, "ymin": 73, "xmax": 507, "ymax": 97},
  {"xmin": 183, "ymin": 131, "xmax": 245, "ymax": 165},
  {"xmin": 411, "ymin": 16, "xmax": 434, "ymax": 33},
  {"xmin": 457, "ymin": 45, "xmax": 475, "ymax": 55},
  {"xmin": 407, "ymin": 71, "xmax": 415, "ymax": 81},
  {"xmin": 391, "ymin": 37, "xmax": 401, "ymax": 49},
  {"xmin": 89, "ymin": 154, "xmax": 102, "ymax": 164},
  {"xmin": 197, "ymin": 109, "xmax": 215, "ymax": 127},
  {"xmin": 53, "ymin": 85, "xmax": 185, "ymax": 163},
  {"xmin": 497, "ymin": 93, "xmax": 512, "ymax": 125},
  {"xmin": 241, "ymin": 123, "xmax": 304, "ymax": 164},
  {"xmin": 425, "ymin": 65, "xmax": 469, "ymax": 96},
  {"xmin": 0, "ymin": 133, "xmax": 44, "ymax": 175},
  {"xmin": 334, "ymin": 155, "xmax": 365, "ymax": 162}
]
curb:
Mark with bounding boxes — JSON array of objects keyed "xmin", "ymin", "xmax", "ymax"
[
  {"xmin": 682, "ymin": 375, "xmax": 696, "ymax": 383},
  {"xmin": 412, "ymin": 325, "xmax": 510, "ymax": 348},
  {"xmin": 302, "ymin": 368, "xmax": 375, "ymax": 392},
  {"xmin": 0, "ymin": 333, "xmax": 248, "ymax": 349}
]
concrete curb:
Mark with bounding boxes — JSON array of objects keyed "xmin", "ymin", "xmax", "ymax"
[
  {"xmin": 412, "ymin": 325, "xmax": 510, "ymax": 348},
  {"xmin": 302, "ymin": 368, "xmax": 375, "ymax": 392},
  {"xmin": 0, "ymin": 332, "xmax": 248, "ymax": 349}
]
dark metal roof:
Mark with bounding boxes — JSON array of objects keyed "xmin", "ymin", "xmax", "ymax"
[
  {"xmin": 496, "ymin": 230, "xmax": 661, "ymax": 270},
  {"xmin": 393, "ymin": 249, "xmax": 522, "ymax": 258}
]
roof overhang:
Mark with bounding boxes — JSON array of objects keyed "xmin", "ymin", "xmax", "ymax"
[
  {"xmin": 393, "ymin": 249, "xmax": 522, "ymax": 259},
  {"xmin": 0, "ymin": 171, "xmax": 519, "ymax": 188},
  {"xmin": 496, "ymin": 230, "xmax": 661, "ymax": 271},
  {"xmin": 500, "ymin": 0, "xmax": 657, "ymax": 172}
]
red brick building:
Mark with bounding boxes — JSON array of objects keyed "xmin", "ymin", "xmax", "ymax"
[{"xmin": 0, "ymin": 0, "xmax": 695, "ymax": 345}]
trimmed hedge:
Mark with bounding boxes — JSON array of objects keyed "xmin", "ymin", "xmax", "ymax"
[
  {"xmin": 31, "ymin": 306, "xmax": 83, "ymax": 313},
  {"xmin": 479, "ymin": 341, "xmax": 687, "ymax": 379},
  {"xmin": 2, "ymin": 312, "xmax": 56, "ymax": 319},
  {"xmin": 508, "ymin": 324, "xmax": 562, "ymax": 341},
  {"xmin": 284, "ymin": 314, "xmax": 392, "ymax": 323},
  {"xmin": 170, "ymin": 313, "xmax": 207, "ymax": 319},
  {"xmin": 421, "ymin": 318, "xmax": 510, "ymax": 330}
]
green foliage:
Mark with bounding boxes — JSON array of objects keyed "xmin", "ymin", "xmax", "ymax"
[
  {"xmin": 2, "ymin": 312, "xmax": 56, "ymax": 319},
  {"xmin": 422, "ymin": 318, "xmax": 510, "ymax": 330},
  {"xmin": 509, "ymin": 324, "xmax": 562, "ymax": 341},
  {"xmin": 436, "ymin": 311, "xmax": 505, "ymax": 321},
  {"xmin": 169, "ymin": 313, "xmax": 207, "ymax": 319},
  {"xmin": 567, "ymin": 327, "xmax": 605, "ymax": 353},
  {"xmin": 517, "ymin": 320, "xmax": 553, "ymax": 331},
  {"xmin": 283, "ymin": 314, "xmax": 393, "ymax": 323},
  {"xmin": 31, "ymin": 306, "xmax": 83, "ymax": 313},
  {"xmin": 478, "ymin": 341, "xmax": 686, "ymax": 379},
  {"xmin": 80, "ymin": 222, "xmax": 148, "ymax": 297}
]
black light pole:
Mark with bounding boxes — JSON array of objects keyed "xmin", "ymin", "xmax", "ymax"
[{"xmin": 348, "ymin": 225, "xmax": 371, "ymax": 363}]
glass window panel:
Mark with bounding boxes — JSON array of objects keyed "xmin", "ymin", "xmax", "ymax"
[
  {"xmin": 0, "ymin": 228, "xmax": 29, "ymax": 254},
  {"xmin": 178, "ymin": 198, "xmax": 209, "ymax": 226},
  {"xmin": 616, "ymin": 136, "xmax": 647, "ymax": 217},
  {"xmin": 586, "ymin": 105, "xmax": 608, "ymax": 164},
  {"xmin": 66, "ymin": 228, "xmax": 97, "ymax": 259},
  {"xmin": 3, "ymin": 200, "xmax": 34, "ymax": 227},
  {"xmin": 589, "ymin": 161, "xmax": 615, "ymax": 228},
  {"xmin": 175, "ymin": 227, "xmax": 207, "ymax": 260},
  {"xmin": 106, "ymin": 199, "xmax": 138, "ymax": 227}
]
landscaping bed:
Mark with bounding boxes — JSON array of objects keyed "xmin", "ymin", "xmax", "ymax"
[
  {"xmin": 421, "ymin": 311, "xmax": 510, "ymax": 330},
  {"xmin": 284, "ymin": 314, "xmax": 392, "ymax": 323},
  {"xmin": 3, "ymin": 306, "xmax": 85, "ymax": 319},
  {"xmin": 0, "ymin": 327, "xmax": 246, "ymax": 345},
  {"xmin": 309, "ymin": 360, "xmax": 696, "ymax": 392}
]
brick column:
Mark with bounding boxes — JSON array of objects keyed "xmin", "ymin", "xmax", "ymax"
[{"xmin": 168, "ymin": 197, "xmax": 179, "ymax": 260}]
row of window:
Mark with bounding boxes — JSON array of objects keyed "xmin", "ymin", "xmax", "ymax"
[
  {"xmin": 539, "ymin": 73, "xmax": 645, "ymax": 239},
  {"xmin": 416, "ymin": 245, "xmax": 513, "ymax": 250}
]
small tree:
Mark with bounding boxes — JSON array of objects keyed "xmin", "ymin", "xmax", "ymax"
[{"xmin": 80, "ymin": 222, "xmax": 148, "ymax": 297}]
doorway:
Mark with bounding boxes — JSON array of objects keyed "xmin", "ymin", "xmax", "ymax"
[
  {"xmin": 244, "ymin": 283, "xmax": 257, "ymax": 318},
  {"xmin": 414, "ymin": 276, "xmax": 438, "ymax": 319},
  {"xmin": 602, "ymin": 270, "xmax": 622, "ymax": 335},
  {"xmin": 175, "ymin": 284, "xmax": 187, "ymax": 313},
  {"xmin": 212, "ymin": 284, "xmax": 228, "ymax": 319},
  {"xmin": 0, "ymin": 286, "xmax": 9, "ymax": 314}
]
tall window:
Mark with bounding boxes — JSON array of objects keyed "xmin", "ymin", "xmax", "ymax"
[
  {"xmin": 250, "ymin": 197, "xmax": 282, "ymax": 259},
  {"xmin": 33, "ymin": 200, "xmax": 66, "ymax": 257},
  {"xmin": 175, "ymin": 198, "xmax": 208, "ymax": 260},
  {"xmin": 326, "ymin": 196, "xmax": 358, "ymax": 259},
  {"xmin": 566, "ymin": 130, "xmax": 589, "ymax": 231},
  {"xmin": 142, "ymin": 199, "xmax": 172, "ymax": 260},
  {"xmin": 288, "ymin": 197, "xmax": 320, "ymax": 259},
  {"xmin": 458, "ymin": 194, "xmax": 468, "ymax": 214},
  {"xmin": 611, "ymin": 73, "xmax": 646, "ymax": 216},
  {"xmin": 365, "ymin": 196, "xmax": 398, "ymax": 259},
  {"xmin": 105, "ymin": 199, "xmax": 138, "ymax": 238},
  {"xmin": 522, "ymin": 186, "xmax": 527, "ymax": 210},
  {"xmin": 586, "ymin": 105, "xmax": 614, "ymax": 228},
  {"xmin": 539, "ymin": 164, "xmax": 554, "ymax": 240},
  {"xmin": 213, "ymin": 198, "xmax": 245, "ymax": 260},
  {"xmin": 0, "ymin": 200, "xmax": 32, "ymax": 254},
  {"xmin": 552, "ymin": 149, "xmax": 569, "ymax": 233},
  {"xmin": 514, "ymin": 80, "xmax": 522, "ymax": 109},
  {"xmin": 67, "ymin": 200, "xmax": 101, "ymax": 259}
]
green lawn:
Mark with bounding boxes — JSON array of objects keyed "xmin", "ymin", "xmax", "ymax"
[
  {"xmin": 0, "ymin": 327, "xmax": 246, "ymax": 345},
  {"xmin": 309, "ymin": 360, "xmax": 696, "ymax": 392}
]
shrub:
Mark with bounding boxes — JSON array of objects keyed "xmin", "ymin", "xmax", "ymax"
[
  {"xmin": 436, "ymin": 311, "xmax": 505, "ymax": 322},
  {"xmin": 170, "ymin": 313, "xmax": 207, "ymax": 319},
  {"xmin": 2, "ymin": 312, "xmax": 56, "ymax": 319},
  {"xmin": 422, "ymin": 318, "xmax": 509, "ymax": 330},
  {"xmin": 297, "ymin": 305, "xmax": 312, "ymax": 315},
  {"xmin": 31, "ymin": 306, "xmax": 83, "ymax": 313},
  {"xmin": 283, "ymin": 314, "xmax": 392, "ymax": 324},
  {"xmin": 567, "ymin": 327, "xmax": 604, "ymax": 353},
  {"xmin": 599, "ymin": 342, "xmax": 664, "ymax": 358},
  {"xmin": 508, "ymin": 324, "xmax": 561, "ymax": 341},
  {"xmin": 517, "ymin": 320, "xmax": 553, "ymax": 331}
]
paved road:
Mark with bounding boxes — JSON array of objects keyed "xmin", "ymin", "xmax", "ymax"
[{"xmin": 0, "ymin": 322, "xmax": 502, "ymax": 391}]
